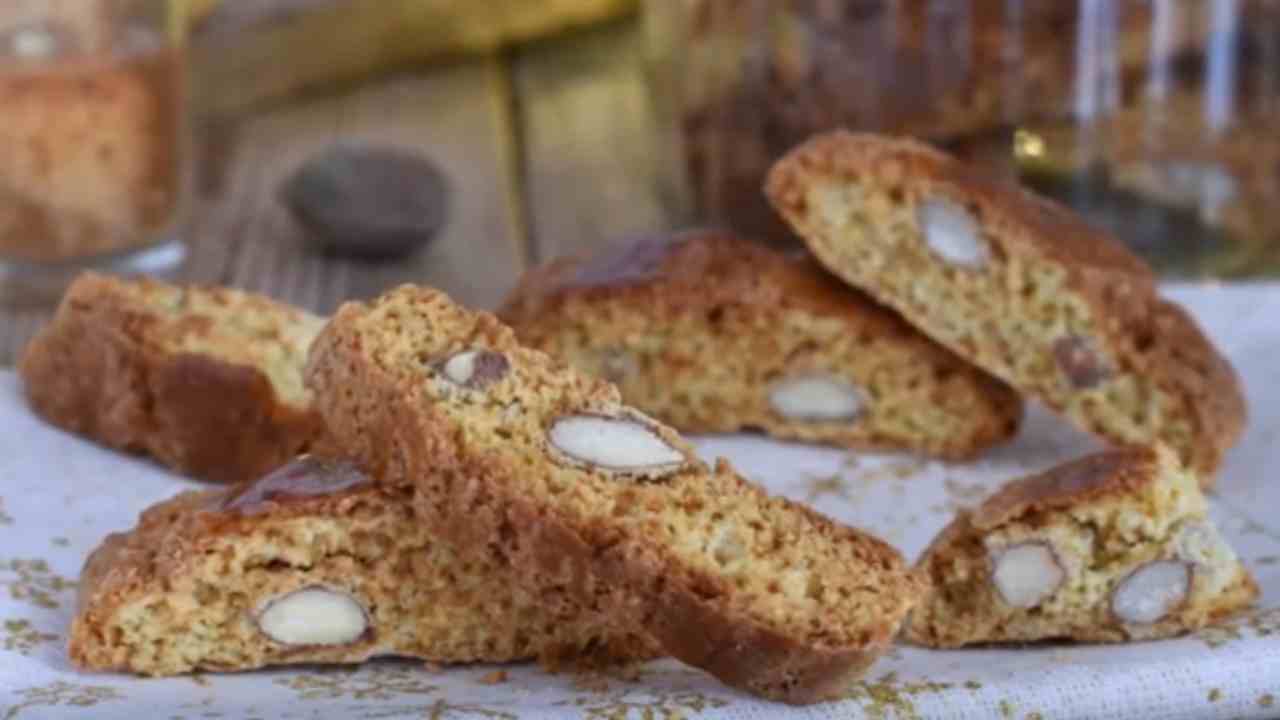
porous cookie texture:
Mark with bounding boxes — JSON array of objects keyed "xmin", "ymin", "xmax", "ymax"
[
  {"xmin": 20, "ymin": 273, "xmax": 326, "ymax": 484},
  {"xmin": 69, "ymin": 456, "xmax": 656, "ymax": 676},
  {"xmin": 305, "ymin": 285, "xmax": 923, "ymax": 704},
  {"xmin": 906, "ymin": 448, "xmax": 1257, "ymax": 648},
  {"xmin": 498, "ymin": 229, "xmax": 1021, "ymax": 460},
  {"xmin": 766, "ymin": 132, "xmax": 1245, "ymax": 480}
]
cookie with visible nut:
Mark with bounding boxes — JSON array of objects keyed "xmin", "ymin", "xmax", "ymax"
[
  {"xmin": 305, "ymin": 285, "xmax": 924, "ymax": 704},
  {"xmin": 498, "ymin": 230, "xmax": 1022, "ymax": 460},
  {"xmin": 905, "ymin": 447, "xmax": 1257, "ymax": 648},
  {"xmin": 69, "ymin": 455, "xmax": 657, "ymax": 676},
  {"xmin": 20, "ymin": 273, "xmax": 326, "ymax": 484},
  {"xmin": 766, "ymin": 131, "xmax": 1246, "ymax": 479}
]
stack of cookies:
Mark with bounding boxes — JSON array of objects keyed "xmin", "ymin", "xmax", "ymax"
[{"xmin": 18, "ymin": 132, "xmax": 1258, "ymax": 706}]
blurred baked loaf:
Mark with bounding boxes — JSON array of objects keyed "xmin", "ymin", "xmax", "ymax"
[
  {"xmin": 1, "ymin": 1, "xmax": 115, "ymax": 53},
  {"xmin": 767, "ymin": 131, "xmax": 1245, "ymax": 479},
  {"xmin": 0, "ymin": 20, "xmax": 182, "ymax": 262},
  {"xmin": 20, "ymin": 273, "xmax": 325, "ymax": 484},
  {"xmin": 306, "ymin": 284, "xmax": 924, "ymax": 704},
  {"xmin": 499, "ymin": 229, "xmax": 1022, "ymax": 459},
  {"xmin": 70, "ymin": 455, "xmax": 657, "ymax": 675},
  {"xmin": 906, "ymin": 447, "xmax": 1257, "ymax": 647}
]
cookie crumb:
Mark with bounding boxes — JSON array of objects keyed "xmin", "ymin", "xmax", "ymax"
[
  {"xmin": 1260, "ymin": 694, "xmax": 1274, "ymax": 708},
  {"xmin": 1208, "ymin": 688, "xmax": 1222, "ymax": 702},
  {"xmin": 478, "ymin": 670, "xmax": 507, "ymax": 685},
  {"xmin": 423, "ymin": 662, "xmax": 444, "ymax": 672}
]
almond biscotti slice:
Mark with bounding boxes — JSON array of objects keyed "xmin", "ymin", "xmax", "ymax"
[
  {"xmin": 305, "ymin": 285, "xmax": 923, "ymax": 704},
  {"xmin": 20, "ymin": 272, "xmax": 325, "ymax": 484},
  {"xmin": 766, "ymin": 132, "xmax": 1245, "ymax": 479},
  {"xmin": 498, "ymin": 229, "xmax": 1021, "ymax": 460},
  {"xmin": 70, "ymin": 455, "xmax": 656, "ymax": 676},
  {"xmin": 906, "ymin": 447, "xmax": 1257, "ymax": 648}
]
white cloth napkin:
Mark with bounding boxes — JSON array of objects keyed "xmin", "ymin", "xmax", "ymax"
[{"xmin": 1, "ymin": 283, "xmax": 1277, "ymax": 719}]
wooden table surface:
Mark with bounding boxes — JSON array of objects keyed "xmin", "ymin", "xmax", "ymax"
[{"xmin": 0, "ymin": 19, "xmax": 659, "ymax": 366}]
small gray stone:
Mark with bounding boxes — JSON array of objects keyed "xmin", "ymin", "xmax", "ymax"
[{"xmin": 281, "ymin": 144, "xmax": 449, "ymax": 259}]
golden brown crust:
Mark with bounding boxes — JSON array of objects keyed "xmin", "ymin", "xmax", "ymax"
[
  {"xmin": 306, "ymin": 285, "xmax": 923, "ymax": 704},
  {"xmin": 70, "ymin": 459, "xmax": 658, "ymax": 674},
  {"xmin": 973, "ymin": 450, "xmax": 1157, "ymax": 530},
  {"xmin": 502, "ymin": 229, "xmax": 931, "ymax": 342},
  {"xmin": 765, "ymin": 131, "xmax": 1246, "ymax": 478},
  {"xmin": 499, "ymin": 230, "xmax": 1022, "ymax": 459},
  {"xmin": 768, "ymin": 133, "xmax": 1157, "ymax": 283},
  {"xmin": 19, "ymin": 273, "xmax": 325, "ymax": 484}
]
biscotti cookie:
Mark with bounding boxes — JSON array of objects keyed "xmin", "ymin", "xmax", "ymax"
[
  {"xmin": 498, "ymin": 229, "xmax": 1021, "ymax": 460},
  {"xmin": 70, "ymin": 455, "xmax": 656, "ymax": 675},
  {"xmin": 305, "ymin": 285, "xmax": 923, "ymax": 704},
  {"xmin": 906, "ymin": 447, "xmax": 1257, "ymax": 648},
  {"xmin": 766, "ymin": 132, "xmax": 1245, "ymax": 479},
  {"xmin": 20, "ymin": 273, "xmax": 325, "ymax": 485}
]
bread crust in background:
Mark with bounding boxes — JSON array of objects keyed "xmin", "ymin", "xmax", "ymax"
[
  {"xmin": 19, "ymin": 273, "xmax": 325, "ymax": 484},
  {"xmin": 766, "ymin": 132, "xmax": 1245, "ymax": 480},
  {"xmin": 70, "ymin": 457, "xmax": 657, "ymax": 675},
  {"xmin": 499, "ymin": 230, "xmax": 1022, "ymax": 459},
  {"xmin": 306, "ymin": 285, "xmax": 924, "ymax": 704}
]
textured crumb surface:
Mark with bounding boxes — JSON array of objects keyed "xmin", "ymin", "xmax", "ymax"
[
  {"xmin": 19, "ymin": 272, "xmax": 326, "ymax": 484},
  {"xmin": 305, "ymin": 284, "xmax": 924, "ymax": 704},
  {"xmin": 906, "ymin": 447, "xmax": 1258, "ymax": 648},
  {"xmin": 69, "ymin": 457, "xmax": 656, "ymax": 676},
  {"xmin": 498, "ymin": 229, "xmax": 1022, "ymax": 460},
  {"xmin": 766, "ymin": 131, "xmax": 1246, "ymax": 479}
]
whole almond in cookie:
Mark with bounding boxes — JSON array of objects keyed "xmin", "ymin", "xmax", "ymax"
[
  {"xmin": 437, "ymin": 349, "xmax": 510, "ymax": 390},
  {"xmin": 990, "ymin": 542, "xmax": 1065, "ymax": 609},
  {"xmin": 546, "ymin": 411, "xmax": 688, "ymax": 479},
  {"xmin": 255, "ymin": 586, "xmax": 372, "ymax": 647}
]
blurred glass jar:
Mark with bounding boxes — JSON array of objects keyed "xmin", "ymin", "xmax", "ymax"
[
  {"xmin": 645, "ymin": 0, "xmax": 1280, "ymax": 277},
  {"xmin": 0, "ymin": 0, "xmax": 189, "ymax": 305}
]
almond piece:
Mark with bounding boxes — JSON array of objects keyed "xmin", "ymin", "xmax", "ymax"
[
  {"xmin": 990, "ymin": 542, "xmax": 1065, "ymax": 609},
  {"xmin": 1111, "ymin": 560, "xmax": 1191, "ymax": 625},
  {"xmin": 1175, "ymin": 519, "xmax": 1234, "ymax": 567},
  {"xmin": 918, "ymin": 198, "xmax": 989, "ymax": 269},
  {"xmin": 1053, "ymin": 335, "xmax": 1112, "ymax": 390},
  {"xmin": 255, "ymin": 586, "xmax": 370, "ymax": 647},
  {"xmin": 547, "ymin": 411, "xmax": 687, "ymax": 479},
  {"xmin": 768, "ymin": 374, "xmax": 866, "ymax": 422},
  {"xmin": 221, "ymin": 456, "xmax": 370, "ymax": 515},
  {"xmin": 439, "ymin": 349, "xmax": 510, "ymax": 390}
]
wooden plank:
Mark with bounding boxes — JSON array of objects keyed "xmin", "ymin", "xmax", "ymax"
[
  {"xmin": 514, "ymin": 19, "xmax": 669, "ymax": 263},
  {"xmin": 1, "ymin": 57, "xmax": 525, "ymax": 366},
  {"xmin": 184, "ymin": 0, "xmax": 638, "ymax": 115},
  {"xmin": 181, "ymin": 57, "xmax": 527, "ymax": 315}
]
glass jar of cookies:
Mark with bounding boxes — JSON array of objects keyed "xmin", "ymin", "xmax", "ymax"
[
  {"xmin": 645, "ymin": 0, "xmax": 1280, "ymax": 277},
  {"xmin": 0, "ymin": 0, "xmax": 190, "ymax": 305}
]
